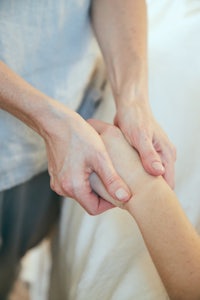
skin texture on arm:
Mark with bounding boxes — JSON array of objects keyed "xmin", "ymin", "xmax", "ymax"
[
  {"xmin": 90, "ymin": 0, "xmax": 176, "ymax": 188},
  {"xmin": 89, "ymin": 119, "xmax": 200, "ymax": 300},
  {"xmin": 0, "ymin": 61, "xmax": 132, "ymax": 214}
]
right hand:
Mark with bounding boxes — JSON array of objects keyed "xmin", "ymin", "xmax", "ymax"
[
  {"xmin": 88, "ymin": 118, "xmax": 156, "ymax": 204},
  {"xmin": 43, "ymin": 104, "xmax": 131, "ymax": 215}
]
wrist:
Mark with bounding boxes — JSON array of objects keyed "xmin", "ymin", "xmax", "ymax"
[
  {"xmin": 16, "ymin": 91, "xmax": 66, "ymax": 140},
  {"xmin": 0, "ymin": 61, "xmax": 70, "ymax": 140},
  {"xmin": 110, "ymin": 65, "xmax": 149, "ymax": 109},
  {"xmin": 124, "ymin": 177, "xmax": 170, "ymax": 217},
  {"xmin": 38, "ymin": 98, "xmax": 74, "ymax": 143}
]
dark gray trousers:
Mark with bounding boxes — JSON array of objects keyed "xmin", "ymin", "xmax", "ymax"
[{"xmin": 0, "ymin": 171, "xmax": 61, "ymax": 299}]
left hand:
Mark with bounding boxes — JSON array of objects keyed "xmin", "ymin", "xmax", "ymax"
[{"xmin": 114, "ymin": 100, "xmax": 176, "ymax": 189}]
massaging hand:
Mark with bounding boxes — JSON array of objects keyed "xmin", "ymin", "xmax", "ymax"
[
  {"xmin": 88, "ymin": 118, "xmax": 154, "ymax": 208},
  {"xmin": 44, "ymin": 105, "xmax": 131, "ymax": 215},
  {"xmin": 114, "ymin": 100, "xmax": 176, "ymax": 188}
]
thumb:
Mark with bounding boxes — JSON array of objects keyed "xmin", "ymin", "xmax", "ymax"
[
  {"xmin": 137, "ymin": 138, "xmax": 165, "ymax": 176},
  {"xmin": 88, "ymin": 119, "xmax": 132, "ymax": 202},
  {"xmin": 93, "ymin": 154, "xmax": 132, "ymax": 203}
]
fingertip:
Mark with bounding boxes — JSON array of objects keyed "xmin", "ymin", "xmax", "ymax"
[
  {"xmin": 138, "ymin": 141, "xmax": 165, "ymax": 176},
  {"xmin": 94, "ymin": 157, "xmax": 132, "ymax": 203},
  {"xmin": 141, "ymin": 158, "xmax": 165, "ymax": 177},
  {"xmin": 151, "ymin": 161, "xmax": 165, "ymax": 174},
  {"xmin": 115, "ymin": 187, "xmax": 132, "ymax": 202}
]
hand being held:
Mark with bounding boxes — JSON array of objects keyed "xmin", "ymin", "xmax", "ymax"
[
  {"xmin": 114, "ymin": 100, "xmax": 176, "ymax": 188},
  {"xmin": 44, "ymin": 105, "xmax": 131, "ymax": 215}
]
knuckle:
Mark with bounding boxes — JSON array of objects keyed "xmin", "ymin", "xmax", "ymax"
[
  {"xmin": 141, "ymin": 147, "xmax": 156, "ymax": 160},
  {"xmin": 95, "ymin": 149, "xmax": 108, "ymax": 167},
  {"xmin": 138, "ymin": 136, "xmax": 152, "ymax": 151},
  {"xmin": 50, "ymin": 177, "xmax": 62, "ymax": 195},
  {"xmin": 104, "ymin": 172, "xmax": 119, "ymax": 186},
  {"xmin": 49, "ymin": 172, "xmax": 68, "ymax": 196},
  {"xmin": 153, "ymin": 139, "xmax": 162, "ymax": 152},
  {"xmin": 164, "ymin": 139, "xmax": 176, "ymax": 159},
  {"xmin": 72, "ymin": 176, "xmax": 86, "ymax": 194},
  {"xmin": 51, "ymin": 183, "xmax": 64, "ymax": 196},
  {"xmin": 60, "ymin": 176, "xmax": 74, "ymax": 197},
  {"xmin": 164, "ymin": 145, "xmax": 177, "ymax": 163},
  {"xmin": 129, "ymin": 131, "xmax": 141, "ymax": 148},
  {"xmin": 61, "ymin": 176, "xmax": 86, "ymax": 199},
  {"xmin": 74, "ymin": 185, "xmax": 85, "ymax": 199}
]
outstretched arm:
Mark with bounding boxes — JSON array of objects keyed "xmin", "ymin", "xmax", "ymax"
[{"xmin": 89, "ymin": 119, "xmax": 200, "ymax": 300}]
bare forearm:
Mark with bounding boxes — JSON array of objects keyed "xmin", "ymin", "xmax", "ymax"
[
  {"xmin": 91, "ymin": 0, "xmax": 148, "ymax": 104},
  {"xmin": 127, "ymin": 180, "xmax": 200, "ymax": 300},
  {"xmin": 0, "ymin": 61, "xmax": 72, "ymax": 139},
  {"xmin": 0, "ymin": 62, "xmax": 132, "ymax": 211},
  {"xmin": 91, "ymin": 1, "xmax": 176, "ymax": 186}
]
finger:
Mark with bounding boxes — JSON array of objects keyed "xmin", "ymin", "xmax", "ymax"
[
  {"xmin": 92, "ymin": 196, "xmax": 115, "ymax": 214},
  {"xmin": 113, "ymin": 114, "xmax": 118, "ymax": 126},
  {"xmin": 80, "ymin": 193, "xmax": 115, "ymax": 215},
  {"xmin": 87, "ymin": 119, "xmax": 111, "ymax": 135},
  {"xmin": 88, "ymin": 120, "xmax": 132, "ymax": 202},
  {"xmin": 89, "ymin": 172, "xmax": 126, "ymax": 208},
  {"xmin": 135, "ymin": 136, "xmax": 165, "ymax": 176},
  {"xmin": 60, "ymin": 168, "xmax": 115, "ymax": 215},
  {"xmin": 74, "ymin": 179, "xmax": 115, "ymax": 215},
  {"xmin": 92, "ymin": 151, "xmax": 132, "ymax": 203},
  {"xmin": 49, "ymin": 174, "xmax": 65, "ymax": 196}
]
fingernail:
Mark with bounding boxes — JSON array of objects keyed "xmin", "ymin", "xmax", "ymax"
[
  {"xmin": 152, "ymin": 161, "xmax": 165, "ymax": 172},
  {"xmin": 115, "ymin": 188, "xmax": 130, "ymax": 201}
]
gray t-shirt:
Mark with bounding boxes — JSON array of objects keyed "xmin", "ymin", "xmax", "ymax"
[{"xmin": 0, "ymin": 0, "xmax": 103, "ymax": 191}]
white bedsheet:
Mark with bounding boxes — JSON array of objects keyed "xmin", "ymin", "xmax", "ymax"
[{"xmin": 28, "ymin": 1, "xmax": 200, "ymax": 299}]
